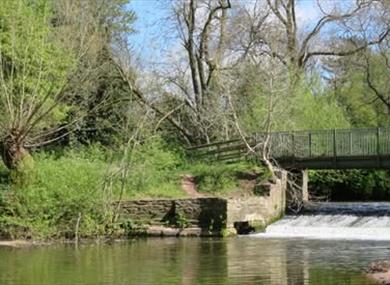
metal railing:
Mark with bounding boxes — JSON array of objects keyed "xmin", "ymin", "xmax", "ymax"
[{"xmin": 188, "ymin": 128, "xmax": 390, "ymax": 163}]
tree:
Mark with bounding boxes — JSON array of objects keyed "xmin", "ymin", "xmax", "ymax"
[
  {"xmin": 0, "ymin": 0, "xmax": 77, "ymax": 170},
  {"xmin": 0, "ymin": 0, "xmax": 138, "ymax": 171},
  {"xmin": 324, "ymin": 43, "xmax": 390, "ymax": 127},
  {"xmin": 363, "ymin": 37, "xmax": 390, "ymax": 115},
  {"xmin": 158, "ymin": 0, "xmax": 233, "ymax": 143},
  {"xmin": 52, "ymin": 0, "xmax": 137, "ymax": 146},
  {"xmin": 235, "ymin": 0, "xmax": 389, "ymax": 79}
]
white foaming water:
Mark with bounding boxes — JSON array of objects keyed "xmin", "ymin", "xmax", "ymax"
[{"xmin": 252, "ymin": 202, "xmax": 390, "ymax": 240}]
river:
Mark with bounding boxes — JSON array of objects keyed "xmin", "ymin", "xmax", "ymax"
[
  {"xmin": 0, "ymin": 237, "xmax": 386, "ymax": 285},
  {"xmin": 2, "ymin": 202, "xmax": 390, "ymax": 285}
]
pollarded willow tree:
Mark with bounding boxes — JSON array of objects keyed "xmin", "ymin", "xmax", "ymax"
[
  {"xmin": 0, "ymin": 0, "xmax": 99, "ymax": 171},
  {"xmin": 0, "ymin": 0, "xmax": 73, "ymax": 170}
]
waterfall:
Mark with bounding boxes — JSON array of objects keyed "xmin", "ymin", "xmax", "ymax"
[{"xmin": 252, "ymin": 202, "xmax": 390, "ymax": 240}]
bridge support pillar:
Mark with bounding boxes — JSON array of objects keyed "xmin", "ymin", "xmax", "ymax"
[{"xmin": 302, "ymin": 170, "xmax": 309, "ymax": 202}]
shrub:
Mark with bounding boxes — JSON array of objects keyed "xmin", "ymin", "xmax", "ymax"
[
  {"xmin": 309, "ymin": 170, "xmax": 390, "ymax": 201},
  {"xmin": 0, "ymin": 150, "xmax": 108, "ymax": 239}
]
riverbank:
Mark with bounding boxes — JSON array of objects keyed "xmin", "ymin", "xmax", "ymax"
[
  {"xmin": 0, "ymin": 240, "xmax": 45, "ymax": 248},
  {"xmin": 0, "ymin": 145, "xmax": 279, "ymax": 240}
]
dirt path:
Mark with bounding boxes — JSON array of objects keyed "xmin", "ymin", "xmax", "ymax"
[{"xmin": 181, "ymin": 175, "xmax": 202, "ymax": 198}]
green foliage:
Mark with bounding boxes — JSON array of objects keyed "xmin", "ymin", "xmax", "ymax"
[
  {"xmin": 336, "ymin": 71, "xmax": 379, "ymax": 127},
  {"xmin": 167, "ymin": 211, "xmax": 189, "ymax": 229},
  {"xmin": 0, "ymin": 164, "xmax": 9, "ymax": 185},
  {"xmin": 194, "ymin": 167, "xmax": 236, "ymax": 195},
  {"xmin": 54, "ymin": 0, "xmax": 137, "ymax": 146},
  {"xmin": 9, "ymin": 154, "xmax": 35, "ymax": 187},
  {"xmin": 0, "ymin": 141, "xmax": 185, "ymax": 239},
  {"xmin": 185, "ymin": 161, "xmax": 267, "ymax": 195},
  {"xmin": 235, "ymin": 69, "xmax": 349, "ymax": 133},
  {"xmin": 0, "ymin": 151, "xmax": 107, "ymax": 239},
  {"xmin": 329, "ymin": 50, "xmax": 390, "ymax": 128},
  {"xmin": 115, "ymin": 136, "xmax": 185, "ymax": 199},
  {"xmin": 119, "ymin": 219, "xmax": 135, "ymax": 236},
  {"xmin": 0, "ymin": 141, "xmax": 272, "ymax": 240},
  {"xmin": 1, "ymin": 0, "xmax": 388, "ymax": 244},
  {"xmin": 291, "ymin": 84, "xmax": 350, "ymax": 130},
  {"xmin": 0, "ymin": 0, "xmax": 75, "ymax": 132},
  {"xmin": 309, "ymin": 170, "xmax": 390, "ymax": 201}
]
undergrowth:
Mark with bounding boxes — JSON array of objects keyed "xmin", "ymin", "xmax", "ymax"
[
  {"xmin": 0, "ymin": 140, "xmax": 186, "ymax": 239},
  {"xmin": 184, "ymin": 161, "xmax": 269, "ymax": 195},
  {"xmin": 0, "ymin": 151, "xmax": 108, "ymax": 239},
  {"xmin": 309, "ymin": 170, "xmax": 390, "ymax": 201}
]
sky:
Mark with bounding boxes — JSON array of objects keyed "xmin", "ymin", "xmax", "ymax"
[
  {"xmin": 127, "ymin": 0, "xmax": 349, "ymax": 66},
  {"xmin": 128, "ymin": 0, "xmax": 169, "ymax": 65}
]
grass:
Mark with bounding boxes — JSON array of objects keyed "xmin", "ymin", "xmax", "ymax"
[
  {"xmin": 182, "ymin": 161, "xmax": 268, "ymax": 196},
  {"xmin": 0, "ymin": 151, "xmax": 108, "ymax": 239}
]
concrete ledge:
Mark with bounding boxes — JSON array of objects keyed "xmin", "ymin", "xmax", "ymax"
[{"xmin": 130, "ymin": 226, "xmax": 228, "ymax": 237}]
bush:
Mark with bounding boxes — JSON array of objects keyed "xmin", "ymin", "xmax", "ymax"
[
  {"xmin": 309, "ymin": 170, "xmax": 390, "ymax": 201},
  {"xmin": 0, "ymin": 150, "xmax": 108, "ymax": 239}
]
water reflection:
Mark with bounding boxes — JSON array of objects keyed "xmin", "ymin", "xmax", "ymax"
[
  {"xmin": 0, "ymin": 238, "xmax": 385, "ymax": 285},
  {"xmin": 231, "ymin": 238, "xmax": 386, "ymax": 285}
]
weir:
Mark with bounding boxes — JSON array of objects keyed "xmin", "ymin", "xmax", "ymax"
[
  {"xmin": 188, "ymin": 127, "xmax": 390, "ymax": 239},
  {"xmin": 253, "ymin": 202, "xmax": 390, "ymax": 240}
]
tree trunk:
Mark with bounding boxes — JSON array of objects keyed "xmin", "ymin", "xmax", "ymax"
[{"xmin": 0, "ymin": 132, "xmax": 30, "ymax": 170}]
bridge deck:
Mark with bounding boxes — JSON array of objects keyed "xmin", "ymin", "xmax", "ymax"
[{"xmin": 188, "ymin": 128, "xmax": 390, "ymax": 169}]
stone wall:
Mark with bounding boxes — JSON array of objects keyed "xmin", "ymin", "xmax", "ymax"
[
  {"xmin": 227, "ymin": 173, "xmax": 287, "ymax": 233},
  {"xmin": 118, "ymin": 172, "xmax": 286, "ymax": 236},
  {"xmin": 119, "ymin": 198, "xmax": 227, "ymax": 236},
  {"xmin": 119, "ymin": 199, "xmax": 174, "ymax": 226}
]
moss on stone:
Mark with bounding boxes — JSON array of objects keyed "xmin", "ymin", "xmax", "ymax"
[
  {"xmin": 221, "ymin": 228, "xmax": 237, "ymax": 237},
  {"xmin": 249, "ymin": 220, "xmax": 266, "ymax": 233}
]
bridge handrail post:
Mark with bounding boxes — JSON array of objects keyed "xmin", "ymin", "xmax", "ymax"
[
  {"xmin": 308, "ymin": 132, "xmax": 312, "ymax": 158},
  {"xmin": 377, "ymin": 127, "xmax": 381, "ymax": 156},
  {"xmin": 291, "ymin": 132, "xmax": 295, "ymax": 159},
  {"xmin": 349, "ymin": 131, "xmax": 353, "ymax": 155},
  {"xmin": 333, "ymin": 129, "xmax": 337, "ymax": 165}
]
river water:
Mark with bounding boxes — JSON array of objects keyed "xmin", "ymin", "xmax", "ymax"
[
  {"xmin": 0, "ymin": 237, "xmax": 386, "ymax": 285},
  {"xmin": 1, "ymin": 202, "xmax": 390, "ymax": 285}
]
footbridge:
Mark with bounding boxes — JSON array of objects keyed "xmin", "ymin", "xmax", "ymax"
[{"xmin": 188, "ymin": 128, "xmax": 390, "ymax": 169}]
